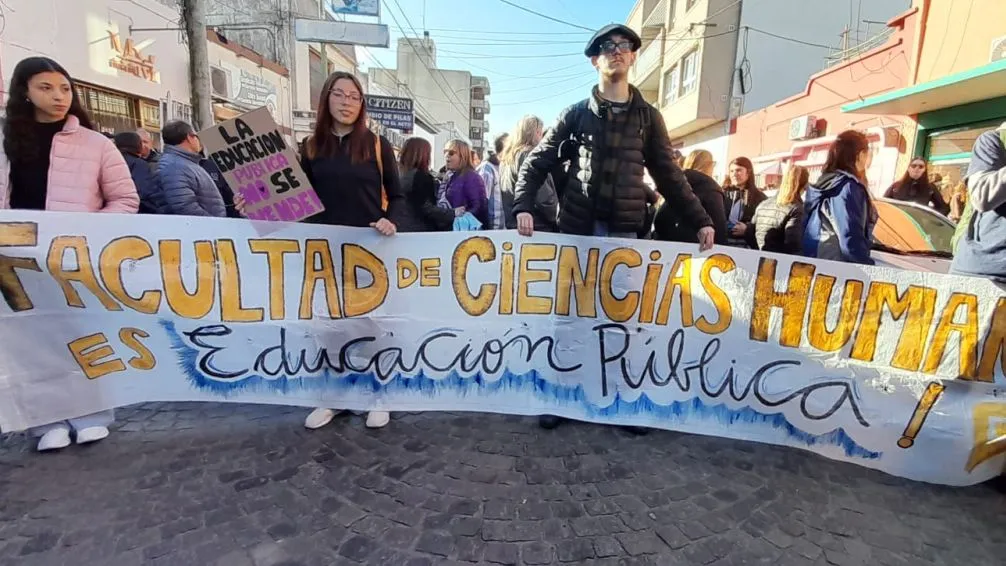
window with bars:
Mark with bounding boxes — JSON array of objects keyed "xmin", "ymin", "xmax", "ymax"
[{"xmin": 75, "ymin": 84, "xmax": 140, "ymax": 135}]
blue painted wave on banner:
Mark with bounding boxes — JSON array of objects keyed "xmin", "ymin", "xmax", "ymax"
[{"xmin": 162, "ymin": 321, "xmax": 880, "ymax": 460}]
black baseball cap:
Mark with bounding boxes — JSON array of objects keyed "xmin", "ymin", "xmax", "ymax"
[{"xmin": 584, "ymin": 24, "xmax": 642, "ymax": 57}]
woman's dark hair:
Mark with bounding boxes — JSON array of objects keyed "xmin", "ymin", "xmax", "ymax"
[
  {"xmin": 823, "ymin": 130, "xmax": 871, "ymax": 180},
  {"xmin": 399, "ymin": 137, "xmax": 431, "ymax": 172},
  {"xmin": 305, "ymin": 71, "xmax": 374, "ymax": 164},
  {"xmin": 3, "ymin": 57, "xmax": 94, "ymax": 165},
  {"xmin": 725, "ymin": 157, "xmax": 759, "ymax": 202},
  {"xmin": 114, "ymin": 132, "xmax": 143, "ymax": 155},
  {"xmin": 895, "ymin": 156, "xmax": 927, "ymax": 192}
]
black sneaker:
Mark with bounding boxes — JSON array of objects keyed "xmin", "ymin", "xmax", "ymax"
[{"xmin": 539, "ymin": 415, "xmax": 563, "ymax": 429}]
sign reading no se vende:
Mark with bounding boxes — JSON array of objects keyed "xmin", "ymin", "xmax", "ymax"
[{"xmin": 200, "ymin": 107, "xmax": 324, "ymax": 223}]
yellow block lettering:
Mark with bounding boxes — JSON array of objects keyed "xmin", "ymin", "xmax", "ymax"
[
  {"xmin": 451, "ymin": 236, "xmax": 497, "ymax": 317},
  {"xmin": 598, "ymin": 248, "xmax": 642, "ymax": 323},
  {"xmin": 516, "ymin": 243, "xmax": 556, "ymax": 315},
  {"xmin": 159, "ymin": 240, "xmax": 217, "ymax": 319},
  {"xmin": 749, "ymin": 259, "xmax": 814, "ymax": 346},
  {"xmin": 249, "ymin": 239, "xmax": 300, "ymax": 320},
  {"xmin": 48, "ymin": 236, "xmax": 121, "ymax": 311},
  {"xmin": 67, "ymin": 332, "xmax": 125, "ymax": 379}
]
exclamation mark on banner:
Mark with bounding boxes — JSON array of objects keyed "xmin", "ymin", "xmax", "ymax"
[{"xmin": 898, "ymin": 382, "xmax": 947, "ymax": 449}]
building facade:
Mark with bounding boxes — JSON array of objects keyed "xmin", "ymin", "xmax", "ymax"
[
  {"xmin": 368, "ymin": 35, "xmax": 491, "ymax": 156},
  {"xmin": 199, "ymin": 0, "xmax": 359, "ymax": 142},
  {"xmin": 627, "ymin": 0, "xmax": 910, "ymax": 180},
  {"xmin": 206, "ymin": 31, "xmax": 293, "ymax": 135},
  {"xmin": 728, "ymin": 9, "xmax": 921, "ymax": 193},
  {"xmin": 1, "ymin": 0, "xmax": 192, "ymax": 144},
  {"xmin": 842, "ymin": 0, "xmax": 1006, "ymax": 193}
]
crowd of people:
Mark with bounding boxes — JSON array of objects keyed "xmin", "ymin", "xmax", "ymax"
[{"xmin": 2, "ymin": 22, "xmax": 1005, "ymax": 452}]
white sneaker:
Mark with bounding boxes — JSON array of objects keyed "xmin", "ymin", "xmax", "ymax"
[
  {"xmin": 37, "ymin": 426, "xmax": 71, "ymax": 452},
  {"xmin": 75, "ymin": 426, "xmax": 110, "ymax": 445},
  {"xmin": 304, "ymin": 408, "xmax": 342, "ymax": 429},
  {"xmin": 365, "ymin": 411, "xmax": 390, "ymax": 429}
]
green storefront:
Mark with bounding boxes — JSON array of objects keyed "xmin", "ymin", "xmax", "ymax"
[
  {"xmin": 914, "ymin": 95, "xmax": 1006, "ymax": 189},
  {"xmin": 842, "ymin": 59, "xmax": 1006, "ymax": 193}
]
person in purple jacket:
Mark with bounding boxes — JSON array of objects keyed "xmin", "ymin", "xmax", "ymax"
[{"xmin": 440, "ymin": 139, "xmax": 488, "ymax": 227}]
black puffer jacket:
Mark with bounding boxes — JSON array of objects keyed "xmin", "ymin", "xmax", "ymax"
[
  {"xmin": 653, "ymin": 169, "xmax": 728, "ymax": 245},
  {"xmin": 512, "ymin": 86, "xmax": 711, "ymax": 235},
  {"xmin": 396, "ymin": 168, "xmax": 454, "ymax": 232}
]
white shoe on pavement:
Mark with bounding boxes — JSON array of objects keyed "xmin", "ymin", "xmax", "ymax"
[
  {"xmin": 37, "ymin": 426, "xmax": 72, "ymax": 452},
  {"xmin": 365, "ymin": 411, "xmax": 390, "ymax": 429},
  {"xmin": 304, "ymin": 408, "xmax": 342, "ymax": 429},
  {"xmin": 75, "ymin": 426, "xmax": 110, "ymax": 445}
]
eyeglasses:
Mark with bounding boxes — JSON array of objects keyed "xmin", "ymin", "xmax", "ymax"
[
  {"xmin": 910, "ymin": 163, "xmax": 926, "ymax": 169},
  {"xmin": 330, "ymin": 90, "xmax": 362, "ymax": 104},
  {"xmin": 599, "ymin": 40, "xmax": 634, "ymax": 55}
]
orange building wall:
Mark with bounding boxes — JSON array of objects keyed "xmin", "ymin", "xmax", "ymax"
[{"xmin": 728, "ymin": 9, "xmax": 921, "ymax": 171}]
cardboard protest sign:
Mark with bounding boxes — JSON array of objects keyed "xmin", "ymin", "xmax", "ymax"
[{"xmin": 200, "ymin": 107, "xmax": 323, "ymax": 222}]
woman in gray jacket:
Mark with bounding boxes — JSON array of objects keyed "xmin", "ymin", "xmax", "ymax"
[{"xmin": 499, "ymin": 115, "xmax": 558, "ymax": 232}]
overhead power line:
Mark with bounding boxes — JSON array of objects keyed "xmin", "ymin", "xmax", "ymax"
[
  {"xmin": 390, "ymin": 26, "xmax": 590, "ymax": 36},
  {"xmin": 384, "ymin": 0, "xmax": 471, "ymax": 118},
  {"xmin": 492, "ymin": 78, "xmax": 597, "ymax": 107},
  {"xmin": 745, "ymin": 27, "xmax": 836, "ymax": 50},
  {"xmin": 437, "ymin": 48, "xmax": 584, "ymax": 59},
  {"xmin": 496, "ymin": 0, "xmax": 595, "ymax": 32}
]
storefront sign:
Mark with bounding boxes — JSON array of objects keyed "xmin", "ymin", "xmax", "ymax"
[
  {"xmin": 324, "ymin": 0, "xmax": 380, "ymax": 17},
  {"xmin": 234, "ymin": 70, "xmax": 279, "ymax": 119},
  {"xmin": 0, "ymin": 216, "xmax": 1004, "ymax": 486},
  {"xmin": 366, "ymin": 94, "xmax": 414, "ymax": 133},
  {"xmin": 199, "ymin": 107, "xmax": 322, "ymax": 222},
  {"xmin": 107, "ymin": 32, "xmax": 159, "ymax": 83}
]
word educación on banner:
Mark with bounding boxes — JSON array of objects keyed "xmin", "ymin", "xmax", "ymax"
[{"xmin": 0, "ymin": 215, "xmax": 1004, "ymax": 486}]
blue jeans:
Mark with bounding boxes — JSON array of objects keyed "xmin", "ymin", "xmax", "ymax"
[{"xmin": 593, "ymin": 221, "xmax": 637, "ymax": 239}]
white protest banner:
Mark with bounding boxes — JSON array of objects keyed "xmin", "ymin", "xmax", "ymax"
[
  {"xmin": 200, "ymin": 107, "xmax": 323, "ymax": 222},
  {"xmin": 0, "ymin": 211, "xmax": 1004, "ymax": 486}
]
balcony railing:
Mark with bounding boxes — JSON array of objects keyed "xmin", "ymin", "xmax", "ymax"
[
  {"xmin": 632, "ymin": 32, "xmax": 663, "ymax": 84},
  {"xmin": 471, "ymin": 76, "xmax": 491, "ymax": 95},
  {"xmin": 643, "ymin": 0, "xmax": 667, "ymax": 29},
  {"xmin": 824, "ymin": 28, "xmax": 894, "ymax": 68},
  {"xmin": 471, "ymin": 99, "xmax": 490, "ymax": 113}
]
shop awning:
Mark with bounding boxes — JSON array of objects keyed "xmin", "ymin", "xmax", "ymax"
[
  {"xmin": 841, "ymin": 58, "xmax": 1006, "ymax": 115},
  {"xmin": 755, "ymin": 162, "xmax": 782, "ymax": 176}
]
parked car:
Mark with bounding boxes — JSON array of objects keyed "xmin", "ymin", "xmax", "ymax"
[{"xmin": 872, "ymin": 198, "xmax": 955, "ymax": 273}]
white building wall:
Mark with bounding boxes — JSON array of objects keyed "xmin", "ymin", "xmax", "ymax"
[{"xmin": 1, "ymin": 0, "xmax": 190, "ymax": 105}]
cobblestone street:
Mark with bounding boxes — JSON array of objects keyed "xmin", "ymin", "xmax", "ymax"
[{"xmin": 0, "ymin": 403, "xmax": 1002, "ymax": 566}]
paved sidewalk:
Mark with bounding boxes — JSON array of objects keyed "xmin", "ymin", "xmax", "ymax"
[{"xmin": 0, "ymin": 403, "xmax": 1002, "ymax": 566}]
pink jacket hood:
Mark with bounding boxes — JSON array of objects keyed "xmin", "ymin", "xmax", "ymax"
[{"xmin": 0, "ymin": 115, "xmax": 139, "ymax": 213}]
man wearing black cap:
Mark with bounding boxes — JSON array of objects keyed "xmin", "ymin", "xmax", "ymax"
[{"xmin": 513, "ymin": 23, "xmax": 716, "ymax": 433}]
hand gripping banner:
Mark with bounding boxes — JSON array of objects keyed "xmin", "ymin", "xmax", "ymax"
[{"xmin": 0, "ymin": 211, "xmax": 1004, "ymax": 485}]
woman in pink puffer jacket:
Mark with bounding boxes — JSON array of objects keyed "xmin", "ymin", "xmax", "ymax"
[{"xmin": 1, "ymin": 56, "xmax": 138, "ymax": 452}]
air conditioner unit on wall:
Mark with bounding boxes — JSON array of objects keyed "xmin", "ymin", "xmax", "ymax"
[
  {"xmin": 789, "ymin": 115, "xmax": 817, "ymax": 141},
  {"xmin": 210, "ymin": 66, "xmax": 230, "ymax": 98},
  {"xmin": 991, "ymin": 35, "xmax": 1006, "ymax": 62}
]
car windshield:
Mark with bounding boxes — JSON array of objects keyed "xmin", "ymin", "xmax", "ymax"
[{"xmin": 872, "ymin": 199, "xmax": 956, "ymax": 256}]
